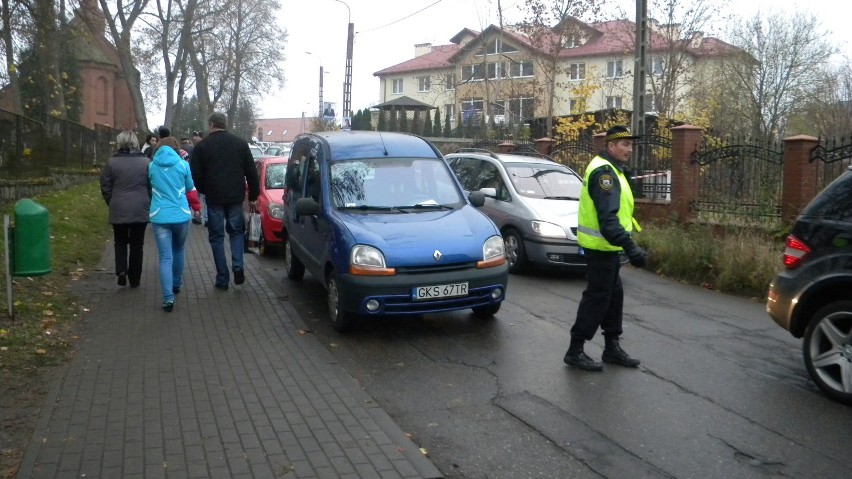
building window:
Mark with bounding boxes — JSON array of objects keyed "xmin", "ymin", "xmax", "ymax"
[
  {"xmin": 606, "ymin": 96, "xmax": 623, "ymax": 109},
  {"xmin": 569, "ymin": 63, "xmax": 586, "ymax": 81},
  {"xmin": 445, "ymin": 74, "xmax": 456, "ymax": 90},
  {"xmin": 487, "ymin": 62, "xmax": 508, "ymax": 80},
  {"xmin": 462, "ymin": 64, "xmax": 485, "ymax": 82},
  {"xmin": 509, "ymin": 60, "xmax": 533, "ymax": 78},
  {"xmin": 606, "ymin": 60, "xmax": 623, "ymax": 78},
  {"xmin": 97, "ymin": 76, "xmax": 109, "ymax": 114},
  {"xmin": 392, "ymin": 78, "xmax": 403, "ymax": 94},
  {"xmin": 645, "ymin": 93, "xmax": 660, "ymax": 112},
  {"xmin": 569, "ymin": 99, "xmax": 582, "ymax": 113},
  {"xmin": 445, "ymin": 103, "xmax": 456, "ymax": 120},
  {"xmin": 484, "ymin": 38, "xmax": 519, "ymax": 55},
  {"xmin": 507, "ymin": 97, "xmax": 534, "ymax": 119},
  {"xmin": 651, "ymin": 57, "xmax": 664, "ymax": 76},
  {"xmin": 461, "ymin": 98, "xmax": 484, "ymax": 125},
  {"xmin": 418, "ymin": 76, "xmax": 431, "ymax": 92}
]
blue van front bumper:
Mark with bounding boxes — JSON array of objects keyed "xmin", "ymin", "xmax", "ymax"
[{"xmin": 336, "ymin": 262, "xmax": 509, "ymax": 316}]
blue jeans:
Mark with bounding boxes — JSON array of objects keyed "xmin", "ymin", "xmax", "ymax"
[
  {"xmin": 206, "ymin": 202, "xmax": 245, "ymax": 286},
  {"xmin": 152, "ymin": 222, "xmax": 190, "ymax": 302}
]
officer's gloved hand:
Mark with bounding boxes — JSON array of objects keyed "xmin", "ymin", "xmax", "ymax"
[{"xmin": 624, "ymin": 241, "xmax": 647, "ymax": 268}]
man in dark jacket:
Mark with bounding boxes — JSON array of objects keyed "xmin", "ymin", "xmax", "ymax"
[{"xmin": 190, "ymin": 112, "xmax": 260, "ymax": 289}]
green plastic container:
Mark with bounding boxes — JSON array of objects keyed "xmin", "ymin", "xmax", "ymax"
[{"xmin": 13, "ymin": 199, "xmax": 51, "ymax": 276}]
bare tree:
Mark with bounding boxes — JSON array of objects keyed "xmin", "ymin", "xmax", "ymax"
[
  {"xmin": 517, "ymin": 0, "xmax": 600, "ymax": 134},
  {"xmin": 1, "ymin": 0, "xmax": 24, "ymax": 114},
  {"xmin": 789, "ymin": 59, "xmax": 852, "ymax": 138},
  {"xmin": 98, "ymin": 0, "xmax": 151, "ymax": 129},
  {"xmin": 723, "ymin": 11, "xmax": 836, "ymax": 139}
]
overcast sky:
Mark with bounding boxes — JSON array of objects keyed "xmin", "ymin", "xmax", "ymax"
[{"xmin": 258, "ymin": 0, "xmax": 850, "ymax": 120}]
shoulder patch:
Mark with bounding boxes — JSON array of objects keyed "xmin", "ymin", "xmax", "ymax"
[{"xmin": 599, "ymin": 174, "xmax": 614, "ymax": 191}]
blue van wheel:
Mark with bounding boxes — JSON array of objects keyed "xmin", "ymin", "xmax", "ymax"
[
  {"xmin": 284, "ymin": 239, "xmax": 305, "ymax": 280},
  {"xmin": 327, "ymin": 269, "xmax": 358, "ymax": 332}
]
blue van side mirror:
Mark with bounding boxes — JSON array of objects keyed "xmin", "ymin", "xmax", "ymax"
[
  {"xmin": 295, "ymin": 197, "xmax": 320, "ymax": 216},
  {"xmin": 468, "ymin": 191, "xmax": 485, "ymax": 207}
]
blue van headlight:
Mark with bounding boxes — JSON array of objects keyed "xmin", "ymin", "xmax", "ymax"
[
  {"xmin": 478, "ymin": 235, "xmax": 506, "ymax": 268},
  {"xmin": 350, "ymin": 245, "xmax": 396, "ymax": 276},
  {"xmin": 531, "ymin": 220, "xmax": 567, "ymax": 238}
]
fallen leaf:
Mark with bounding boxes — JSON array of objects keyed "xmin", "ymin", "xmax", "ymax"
[
  {"xmin": 35, "ymin": 348, "xmax": 47, "ymax": 354},
  {"xmin": 405, "ymin": 432, "xmax": 413, "ymax": 440},
  {"xmin": 420, "ymin": 448, "xmax": 429, "ymax": 457},
  {"xmin": 82, "ymin": 308, "xmax": 90, "ymax": 312},
  {"xmin": 43, "ymin": 310, "xmax": 54, "ymax": 316},
  {"xmin": 298, "ymin": 329, "xmax": 315, "ymax": 335},
  {"xmin": 0, "ymin": 346, "xmax": 8, "ymax": 351},
  {"xmin": 329, "ymin": 342, "xmax": 339, "ymax": 348}
]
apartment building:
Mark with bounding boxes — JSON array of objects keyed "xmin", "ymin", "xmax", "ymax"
[{"xmin": 373, "ymin": 17, "xmax": 739, "ymax": 128}]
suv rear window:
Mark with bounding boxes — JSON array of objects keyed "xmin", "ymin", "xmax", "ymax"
[{"xmin": 803, "ymin": 171, "xmax": 852, "ymax": 221}]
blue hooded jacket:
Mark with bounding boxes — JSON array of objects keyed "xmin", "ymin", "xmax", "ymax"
[{"xmin": 149, "ymin": 146, "xmax": 194, "ymax": 224}]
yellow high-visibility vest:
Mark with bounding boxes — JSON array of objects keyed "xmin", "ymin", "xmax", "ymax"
[{"xmin": 576, "ymin": 156, "xmax": 640, "ymax": 251}]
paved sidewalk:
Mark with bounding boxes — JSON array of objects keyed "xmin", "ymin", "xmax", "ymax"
[{"xmin": 16, "ymin": 224, "xmax": 442, "ymax": 478}]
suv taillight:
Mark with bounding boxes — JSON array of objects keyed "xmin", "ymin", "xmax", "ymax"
[{"xmin": 783, "ymin": 235, "xmax": 811, "ymax": 269}]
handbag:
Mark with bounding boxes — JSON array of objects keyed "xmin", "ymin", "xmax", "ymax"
[{"xmin": 247, "ymin": 205, "xmax": 262, "ymax": 254}]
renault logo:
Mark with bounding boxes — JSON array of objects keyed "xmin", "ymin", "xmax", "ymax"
[{"xmin": 433, "ymin": 250, "xmax": 443, "ymax": 262}]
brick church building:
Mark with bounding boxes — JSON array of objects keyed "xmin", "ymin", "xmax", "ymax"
[{"xmin": 0, "ymin": 0, "xmax": 137, "ymax": 130}]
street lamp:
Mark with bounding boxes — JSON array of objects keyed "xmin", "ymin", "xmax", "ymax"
[{"xmin": 334, "ymin": 0, "xmax": 353, "ymax": 121}]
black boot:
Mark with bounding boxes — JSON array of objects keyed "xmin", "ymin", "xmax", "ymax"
[
  {"xmin": 563, "ymin": 337, "xmax": 603, "ymax": 372},
  {"xmin": 602, "ymin": 337, "xmax": 640, "ymax": 368}
]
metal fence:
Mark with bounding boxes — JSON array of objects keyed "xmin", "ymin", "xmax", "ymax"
[
  {"xmin": 810, "ymin": 136, "xmax": 852, "ymax": 191},
  {"xmin": 0, "ymin": 109, "xmax": 119, "ymax": 181},
  {"xmin": 632, "ymin": 134, "xmax": 672, "ymax": 202},
  {"xmin": 692, "ymin": 137, "xmax": 784, "ymax": 224}
]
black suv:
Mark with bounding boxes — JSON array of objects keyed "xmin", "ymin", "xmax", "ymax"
[{"xmin": 767, "ymin": 165, "xmax": 852, "ymax": 405}]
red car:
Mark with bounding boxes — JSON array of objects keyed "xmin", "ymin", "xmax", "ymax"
[{"xmin": 245, "ymin": 156, "xmax": 288, "ymax": 255}]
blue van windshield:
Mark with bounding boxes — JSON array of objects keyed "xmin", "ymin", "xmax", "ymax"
[{"xmin": 330, "ymin": 158, "xmax": 464, "ymax": 209}]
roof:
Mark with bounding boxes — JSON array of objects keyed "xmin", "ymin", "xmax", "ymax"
[
  {"xmin": 373, "ymin": 44, "xmax": 459, "ymax": 76},
  {"xmin": 371, "ymin": 96, "xmax": 436, "ymax": 110},
  {"xmin": 305, "ymin": 131, "xmax": 441, "ymax": 160},
  {"xmin": 254, "ymin": 117, "xmax": 311, "ymax": 143},
  {"xmin": 374, "ymin": 19, "xmax": 740, "ymax": 77}
]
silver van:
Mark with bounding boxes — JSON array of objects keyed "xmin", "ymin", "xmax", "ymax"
[{"xmin": 446, "ymin": 149, "xmax": 586, "ymax": 273}]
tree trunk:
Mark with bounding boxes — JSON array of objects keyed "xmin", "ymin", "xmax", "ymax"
[{"xmin": 1, "ymin": 0, "xmax": 21, "ymax": 114}]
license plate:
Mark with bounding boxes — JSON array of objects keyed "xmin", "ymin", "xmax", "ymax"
[{"xmin": 413, "ymin": 282, "xmax": 469, "ymax": 301}]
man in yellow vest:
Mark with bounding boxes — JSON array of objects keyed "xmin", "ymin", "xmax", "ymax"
[{"xmin": 564, "ymin": 125, "xmax": 648, "ymax": 372}]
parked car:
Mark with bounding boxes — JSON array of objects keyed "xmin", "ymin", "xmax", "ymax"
[
  {"xmin": 281, "ymin": 131, "xmax": 509, "ymax": 332},
  {"xmin": 445, "ymin": 148, "xmax": 586, "ymax": 273},
  {"xmin": 249, "ymin": 144, "xmax": 265, "ymax": 159},
  {"xmin": 244, "ymin": 155, "xmax": 288, "ymax": 255},
  {"xmin": 767, "ymin": 165, "xmax": 852, "ymax": 405},
  {"xmin": 266, "ymin": 145, "xmax": 292, "ymax": 157}
]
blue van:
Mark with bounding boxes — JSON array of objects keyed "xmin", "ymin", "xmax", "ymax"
[{"xmin": 281, "ymin": 131, "xmax": 509, "ymax": 332}]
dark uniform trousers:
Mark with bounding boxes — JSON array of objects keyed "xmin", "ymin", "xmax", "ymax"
[{"xmin": 571, "ymin": 249, "xmax": 624, "ymax": 341}]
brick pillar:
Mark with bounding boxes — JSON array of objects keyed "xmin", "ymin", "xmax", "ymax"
[
  {"xmin": 782, "ymin": 135, "xmax": 820, "ymax": 221},
  {"xmin": 592, "ymin": 132, "xmax": 605, "ymax": 153},
  {"xmin": 534, "ymin": 137, "xmax": 555, "ymax": 156},
  {"xmin": 669, "ymin": 125, "xmax": 703, "ymax": 222},
  {"xmin": 497, "ymin": 142, "xmax": 516, "ymax": 154}
]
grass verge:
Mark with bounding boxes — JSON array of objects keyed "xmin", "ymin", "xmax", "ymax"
[
  {"xmin": 634, "ymin": 222, "xmax": 784, "ymax": 299},
  {"xmin": 0, "ymin": 181, "xmax": 110, "ymax": 478}
]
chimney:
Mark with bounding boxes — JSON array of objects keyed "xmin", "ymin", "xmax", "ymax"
[
  {"xmin": 414, "ymin": 43, "xmax": 433, "ymax": 57},
  {"xmin": 688, "ymin": 31, "xmax": 704, "ymax": 48}
]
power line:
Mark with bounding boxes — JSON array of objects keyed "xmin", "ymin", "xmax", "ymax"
[{"xmin": 360, "ymin": 0, "xmax": 444, "ymax": 33}]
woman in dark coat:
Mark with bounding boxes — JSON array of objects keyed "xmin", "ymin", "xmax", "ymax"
[{"xmin": 100, "ymin": 130, "xmax": 152, "ymax": 287}]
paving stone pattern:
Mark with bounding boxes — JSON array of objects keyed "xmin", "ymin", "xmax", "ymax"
[{"xmin": 16, "ymin": 224, "xmax": 441, "ymax": 479}]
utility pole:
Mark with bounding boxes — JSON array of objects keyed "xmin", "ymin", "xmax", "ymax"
[
  {"xmin": 632, "ymin": 0, "xmax": 648, "ymax": 176},
  {"xmin": 319, "ymin": 65, "xmax": 324, "ymax": 118},
  {"xmin": 336, "ymin": 0, "xmax": 353, "ymax": 121}
]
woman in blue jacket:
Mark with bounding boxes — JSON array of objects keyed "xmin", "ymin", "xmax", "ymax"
[{"xmin": 149, "ymin": 137, "xmax": 195, "ymax": 312}]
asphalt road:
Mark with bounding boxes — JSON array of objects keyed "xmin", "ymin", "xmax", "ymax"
[{"xmin": 256, "ymin": 253, "xmax": 852, "ymax": 479}]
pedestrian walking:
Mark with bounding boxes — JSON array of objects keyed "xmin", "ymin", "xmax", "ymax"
[
  {"xmin": 189, "ymin": 112, "xmax": 260, "ymax": 290},
  {"xmin": 99, "ymin": 130, "xmax": 151, "ymax": 288},
  {"xmin": 149, "ymin": 136, "xmax": 195, "ymax": 312},
  {"xmin": 563, "ymin": 125, "xmax": 648, "ymax": 372},
  {"xmin": 142, "ymin": 133, "xmax": 157, "ymax": 159}
]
